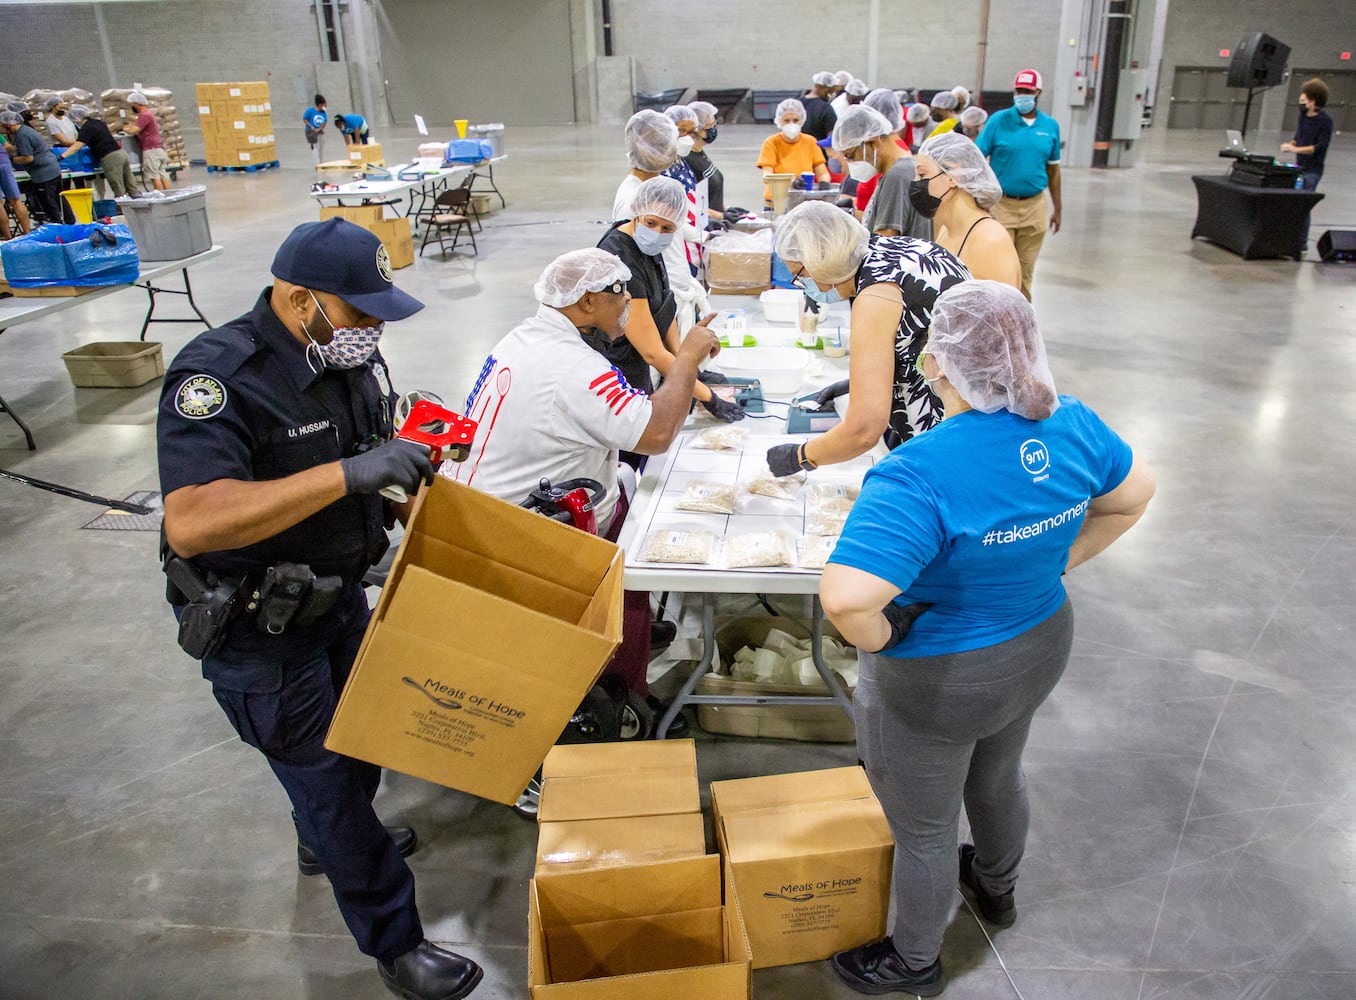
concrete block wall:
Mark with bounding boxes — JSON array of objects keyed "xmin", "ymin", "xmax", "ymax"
[{"xmin": 1157, "ymin": 0, "xmax": 1356, "ymax": 131}]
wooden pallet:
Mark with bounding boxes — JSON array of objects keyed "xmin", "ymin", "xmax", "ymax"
[{"xmin": 206, "ymin": 160, "xmax": 280, "ymax": 174}]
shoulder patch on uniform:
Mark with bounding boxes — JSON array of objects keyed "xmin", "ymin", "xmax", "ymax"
[{"xmin": 175, "ymin": 374, "xmax": 228, "ymax": 420}]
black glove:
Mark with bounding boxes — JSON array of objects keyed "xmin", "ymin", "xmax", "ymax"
[
  {"xmin": 341, "ymin": 439, "xmax": 435, "ymax": 496},
  {"xmin": 724, "ymin": 205, "xmax": 750, "ymax": 220},
  {"xmin": 809, "ymin": 378, "xmax": 851, "ymax": 411},
  {"xmin": 766, "ymin": 442, "xmax": 812, "ymax": 478},
  {"xmin": 700, "ymin": 393, "xmax": 746, "ymax": 422},
  {"xmin": 880, "ymin": 601, "xmax": 933, "ymax": 651},
  {"xmin": 815, "ymin": 180, "xmax": 831, "ymax": 191},
  {"xmin": 697, "ymin": 369, "xmax": 730, "ymax": 386},
  {"xmin": 791, "ymin": 176, "xmax": 807, "ymax": 191}
]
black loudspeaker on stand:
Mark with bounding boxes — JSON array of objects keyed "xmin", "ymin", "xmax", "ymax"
[
  {"xmin": 1317, "ymin": 231, "xmax": 1356, "ymax": 263},
  {"xmin": 1227, "ymin": 32, "xmax": 1291, "ymax": 88}
]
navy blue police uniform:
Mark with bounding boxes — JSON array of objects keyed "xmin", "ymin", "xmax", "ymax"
[{"xmin": 156, "ymin": 286, "xmax": 423, "ymax": 959}]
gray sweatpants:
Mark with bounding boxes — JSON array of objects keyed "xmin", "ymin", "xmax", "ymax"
[
  {"xmin": 856, "ymin": 599, "xmax": 1074, "ymax": 966},
  {"xmin": 99, "ymin": 149, "xmax": 138, "ymax": 198}
]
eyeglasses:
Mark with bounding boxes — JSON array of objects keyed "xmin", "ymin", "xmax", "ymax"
[{"xmin": 598, "ymin": 280, "xmax": 626, "ymax": 296}]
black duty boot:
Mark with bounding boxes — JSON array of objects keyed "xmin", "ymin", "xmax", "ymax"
[
  {"xmin": 378, "ymin": 940, "xmax": 482, "ymax": 1000},
  {"xmin": 298, "ymin": 825, "xmax": 417, "ymax": 876},
  {"xmin": 831, "ymin": 936, "xmax": 945, "ymax": 996}
]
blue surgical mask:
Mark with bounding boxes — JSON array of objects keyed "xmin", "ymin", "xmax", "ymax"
[
  {"xmin": 799, "ymin": 277, "xmax": 843, "ymax": 305},
  {"xmin": 633, "ymin": 223, "xmax": 674, "ymax": 256},
  {"xmin": 1013, "ymin": 94, "xmax": 1037, "ymax": 114}
]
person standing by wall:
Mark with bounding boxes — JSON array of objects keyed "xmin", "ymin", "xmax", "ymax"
[
  {"xmin": 304, "ymin": 94, "xmax": 329, "ymax": 165},
  {"xmin": 1280, "ymin": 78, "xmax": 1333, "ymax": 191},
  {"xmin": 123, "ymin": 91, "xmax": 171, "ymax": 191},
  {"xmin": 975, "ymin": 69, "xmax": 1061, "ymax": 301}
]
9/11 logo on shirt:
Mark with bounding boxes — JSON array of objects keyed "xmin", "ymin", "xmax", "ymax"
[{"xmin": 590, "ymin": 367, "xmax": 643, "ymax": 415}]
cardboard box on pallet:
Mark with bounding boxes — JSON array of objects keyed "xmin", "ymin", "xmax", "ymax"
[
  {"xmin": 535, "ymin": 741, "xmax": 706, "ymax": 875},
  {"xmin": 325, "ymin": 478, "xmax": 625, "ymax": 804},
  {"xmin": 709, "ymin": 767, "xmax": 893, "ymax": 969},
  {"xmin": 347, "ymin": 142, "xmax": 385, "ymax": 166},
  {"xmin": 528, "ymin": 854, "xmax": 752, "ymax": 999}
]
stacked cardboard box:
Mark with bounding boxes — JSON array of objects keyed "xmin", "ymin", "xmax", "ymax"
[
  {"xmin": 195, "ymin": 82, "xmax": 275, "ymax": 168},
  {"xmin": 318, "ymin": 204, "xmax": 414, "ymax": 270},
  {"xmin": 101, "ymin": 87, "xmax": 188, "ymax": 169}
]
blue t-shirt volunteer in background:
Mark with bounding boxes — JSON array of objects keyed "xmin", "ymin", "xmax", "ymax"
[
  {"xmin": 975, "ymin": 106, "xmax": 1061, "ymax": 198},
  {"xmin": 303, "ymin": 106, "xmax": 327, "ymax": 131},
  {"xmin": 829, "ymin": 395, "xmax": 1132, "ymax": 658}
]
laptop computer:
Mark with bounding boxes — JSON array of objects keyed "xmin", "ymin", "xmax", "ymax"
[{"xmin": 1224, "ymin": 129, "xmax": 1246, "ymax": 151}]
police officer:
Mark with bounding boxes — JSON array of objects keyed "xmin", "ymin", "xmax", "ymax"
[{"xmin": 156, "ymin": 218, "xmax": 482, "ymax": 1000}]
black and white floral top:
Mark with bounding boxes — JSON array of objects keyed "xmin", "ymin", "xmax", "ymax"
[{"xmin": 855, "ymin": 236, "xmax": 970, "ymax": 446}]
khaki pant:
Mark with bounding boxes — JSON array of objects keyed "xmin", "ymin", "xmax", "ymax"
[
  {"xmin": 991, "ymin": 194, "xmax": 1049, "ymax": 301},
  {"xmin": 141, "ymin": 147, "xmax": 171, "ymax": 184},
  {"xmin": 99, "ymin": 149, "xmax": 138, "ymax": 198}
]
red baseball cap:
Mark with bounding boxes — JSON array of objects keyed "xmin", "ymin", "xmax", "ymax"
[{"xmin": 1014, "ymin": 69, "xmax": 1043, "ymax": 91}]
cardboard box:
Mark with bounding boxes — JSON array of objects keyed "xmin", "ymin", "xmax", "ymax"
[
  {"xmin": 710, "ymin": 767, "xmax": 893, "ymax": 969},
  {"xmin": 233, "ymin": 144, "xmax": 276, "ymax": 165},
  {"xmin": 347, "ymin": 142, "xmax": 385, "ymax": 166},
  {"xmin": 320, "ymin": 207, "xmax": 413, "ymax": 270},
  {"xmin": 707, "ymin": 248, "xmax": 772, "ymax": 291},
  {"xmin": 528, "ymin": 855, "xmax": 752, "ymax": 999},
  {"xmin": 325, "ymin": 478, "xmax": 625, "ymax": 804},
  {"xmin": 535, "ymin": 741, "xmax": 706, "ymax": 875}
]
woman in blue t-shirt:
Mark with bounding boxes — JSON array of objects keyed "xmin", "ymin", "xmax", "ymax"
[
  {"xmin": 821, "ymin": 280, "xmax": 1155, "ymax": 997},
  {"xmin": 302, "ymin": 94, "xmax": 328, "ymax": 164}
]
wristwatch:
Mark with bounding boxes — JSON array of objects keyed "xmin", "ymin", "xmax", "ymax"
[{"xmin": 796, "ymin": 443, "xmax": 817, "ymax": 471}]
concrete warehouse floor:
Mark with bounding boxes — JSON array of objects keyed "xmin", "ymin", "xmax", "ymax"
[{"xmin": 1, "ymin": 123, "xmax": 1354, "ymax": 1000}]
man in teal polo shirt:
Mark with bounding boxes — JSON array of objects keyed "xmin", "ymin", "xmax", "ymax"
[{"xmin": 976, "ymin": 69, "xmax": 1062, "ymax": 301}]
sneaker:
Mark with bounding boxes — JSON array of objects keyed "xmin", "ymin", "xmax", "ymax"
[
  {"xmin": 831, "ymin": 937, "xmax": 944, "ymax": 997},
  {"xmin": 958, "ymin": 844, "xmax": 1016, "ymax": 927}
]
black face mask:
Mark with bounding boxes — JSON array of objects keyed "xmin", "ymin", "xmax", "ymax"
[
  {"xmin": 702, "ymin": 125, "xmax": 717, "ymax": 143},
  {"xmin": 908, "ymin": 175, "xmax": 945, "ymax": 218}
]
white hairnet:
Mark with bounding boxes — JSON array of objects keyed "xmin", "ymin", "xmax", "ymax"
[
  {"xmin": 775, "ymin": 98, "xmax": 806, "ymax": 124},
  {"xmin": 928, "ymin": 280, "xmax": 1059, "ymax": 420},
  {"xmin": 906, "ymin": 103, "xmax": 932, "ymax": 126},
  {"xmin": 831, "ymin": 106, "xmax": 893, "ymax": 152},
  {"xmin": 0, "ymin": 111, "xmax": 23, "ymax": 126},
  {"xmin": 951, "ymin": 86, "xmax": 971, "ymax": 106},
  {"xmin": 774, "ymin": 201, "xmax": 870, "ymax": 286},
  {"xmin": 43, "ymin": 96, "xmax": 63, "ymax": 111},
  {"xmin": 664, "ymin": 104, "xmax": 698, "ymax": 127},
  {"xmin": 624, "ymin": 109, "xmax": 678, "ymax": 172},
  {"xmin": 4, "ymin": 101, "xmax": 28, "ymax": 114},
  {"xmin": 834, "ymin": 71, "xmax": 853, "ymax": 87},
  {"xmin": 534, "ymin": 249, "xmax": 633, "ymax": 308},
  {"xmin": 127, "ymin": 91, "xmax": 148, "ymax": 106},
  {"xmin": 68, "ymin": 105, "xmax": 91, "ymax": 123},
  {"xmin": 812, "ymin": 72, "xmax": 835, "ymax": 87},
  {"xmin": 689, "ymin": 101, "xmax": 718, "ymax": 127},
  {"xmin": 918, "ymin": 132, "xmax": 1003, "ymax": 208},
  {"xmin": 863, "ymin": 88, "xmax": 904, "ymax": 131},
  {"xmin": 846, "ymin": 78, "xmax": 870, "ymax": 97},
  {"xmin": 631, "ymin": 175, "xmax": 687, "ymax": 226},
  {"xmin": 930, "ymin": 91, "xmax": 957, "ymax": 111},
  {"xmin": 960, "ymin": 106, "xmax": 989, "ymax": 130}
]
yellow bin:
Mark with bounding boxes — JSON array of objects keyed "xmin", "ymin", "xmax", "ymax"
[
  {"xmin": 61, "ymin": 188, "xmax": 94, "ymax": 223},
  {"xmin": 454, "ymin": 119, "xmax": 468, "ymax": 138}
]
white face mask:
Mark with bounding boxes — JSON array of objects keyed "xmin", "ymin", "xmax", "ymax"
[
  {"xmin": 676, "ymin": 135, "xmax": 695, "ymax": 156},
  {"xmin": 780, "ymin": 122, "xmax": 802, "ymax": 141},
  {"xmin": 847, "ymin": 145, "xmax": 878, "ymax": 182}
]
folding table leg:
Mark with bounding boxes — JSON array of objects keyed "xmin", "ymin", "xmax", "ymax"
[
  {"xmin": 656, "ymin": 592, "xmax": 716, "ymax": 739},
  {"xmin": 0, "ymin": 392, "xmax": 37, "ymax": 450},
  {"xmin": 139, "ymin": 268, "xmax": 213, "ymax": 341}
]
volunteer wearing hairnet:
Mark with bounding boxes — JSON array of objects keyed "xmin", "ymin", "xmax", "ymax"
[
  {"xmin": 928, "ymin": 90, "xmax": 960, "ymax": 137},
  {"xmin": 597, "ymin": 176, "xmax": 743, "ymax": 423},
  {"xmin": 764, "ymin": 202, "xmax": 968, "ymax": 478},
  {"xmin": 1, "ymin": 109, "xmax": 70, "ymax": 224},
  {"xmin": 802, "ymin": 71, "xmax": 839, "ymax": 141},
  {"xmin": 0, "ymin": 116, "xmax": 33, "ymax": 238},
  {"xmin": 684, "ymin": 101, "xmax": 725, "ymax": 215},
  {"xmin": 43, "ymin": 96, "xmax": 77, "ymax": 146},
  {"xmin": 820, "ymin": 280, "xmax": 1155, "ymax": 996},
  {"xmin": 835, "ymin": 106, "xmax": 929, "ymax": 241},
  {"xmin": 832, "ymin": 77, "xmax": 868, "ymax": 117},
  {"xmin": 914, "ymin": 133, "xmax": 1019, "ymax": 287},
  {"xmin": 612, "ymin": 110, "xmax": 710, "ymax": 335},
  {"xmin": 449, "ymin": 249, "xmax": 722, "ymax": 738},
  {"xmin": 848, "ymin": 90, "xmax": 910, "ymax": 215},
  {"xmin": 756, "ymin": 99, "xmax": 830, "ymax": 209},
  {"xmin": 59, "ymin": 105, "xmax": 138, "ymax": 199},
  {"xmin": 661, "ymin": 105, "xmax": 711, "ymax": 328},
  {"xmin": 959, "ymin": 105, "xmax": 988, "ymax": 139},
  {"xmin": 905, "ymin": 102, "xmax": 932, "ymax": 153},
  {"xmin": 950, "ymin": 85, "xmax": 971, "ymax": 113}
]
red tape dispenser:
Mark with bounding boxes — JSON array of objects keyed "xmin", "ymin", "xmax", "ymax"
[{"xmin": 379, "ymin": 398, "xmax": 478, "ymax": 503}]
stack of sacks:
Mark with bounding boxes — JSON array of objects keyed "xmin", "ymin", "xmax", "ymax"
[
  {"xmin": 101, "ymin": 86, "xmax": 187, "ymax": 166},
  {"xmin": 726, "ymin": 627, "xmax": 859, "ymax": 690}
]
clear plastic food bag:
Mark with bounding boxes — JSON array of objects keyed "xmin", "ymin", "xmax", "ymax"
[
  {"xmin": 807, "ymin": 482, "xmax": 860, "ymax": 513},
  {"xmin": 639, "ymin": 527, "xmax": 717, "ymax": 565},
  {"xmin": 674, "ymin": 481, "xmax": 739, "ymax": 514},
  {"xmin": 743, "ymin": 468, "xmax": 805, "ymax": 501},
  {"xmin": 724, "ymin": 530, "xmax": 797, "ymax": 569},
  {"xmin": 806, "ymin": 506, "xmax": 849, "ymax": 536},
  {"xmin": 690, "ymin": 425, "xmax": 748, "ymax": 451},
  {"xmin": 801, "ymin": 534, "xmax": 838, "ymax": 569}
]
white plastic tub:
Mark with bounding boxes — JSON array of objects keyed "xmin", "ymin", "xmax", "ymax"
[
  {"xmin": 759, "ymin": 288, "xmax": 802, "ymax": 324},
  {"xmin": 714, "ymin": 347, "xmax": 811, "ymax": 395}
]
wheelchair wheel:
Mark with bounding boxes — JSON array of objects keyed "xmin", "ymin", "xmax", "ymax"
[{"xmin": 618, "ymin": 688, "xmax": 656, "ymax": 741}]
